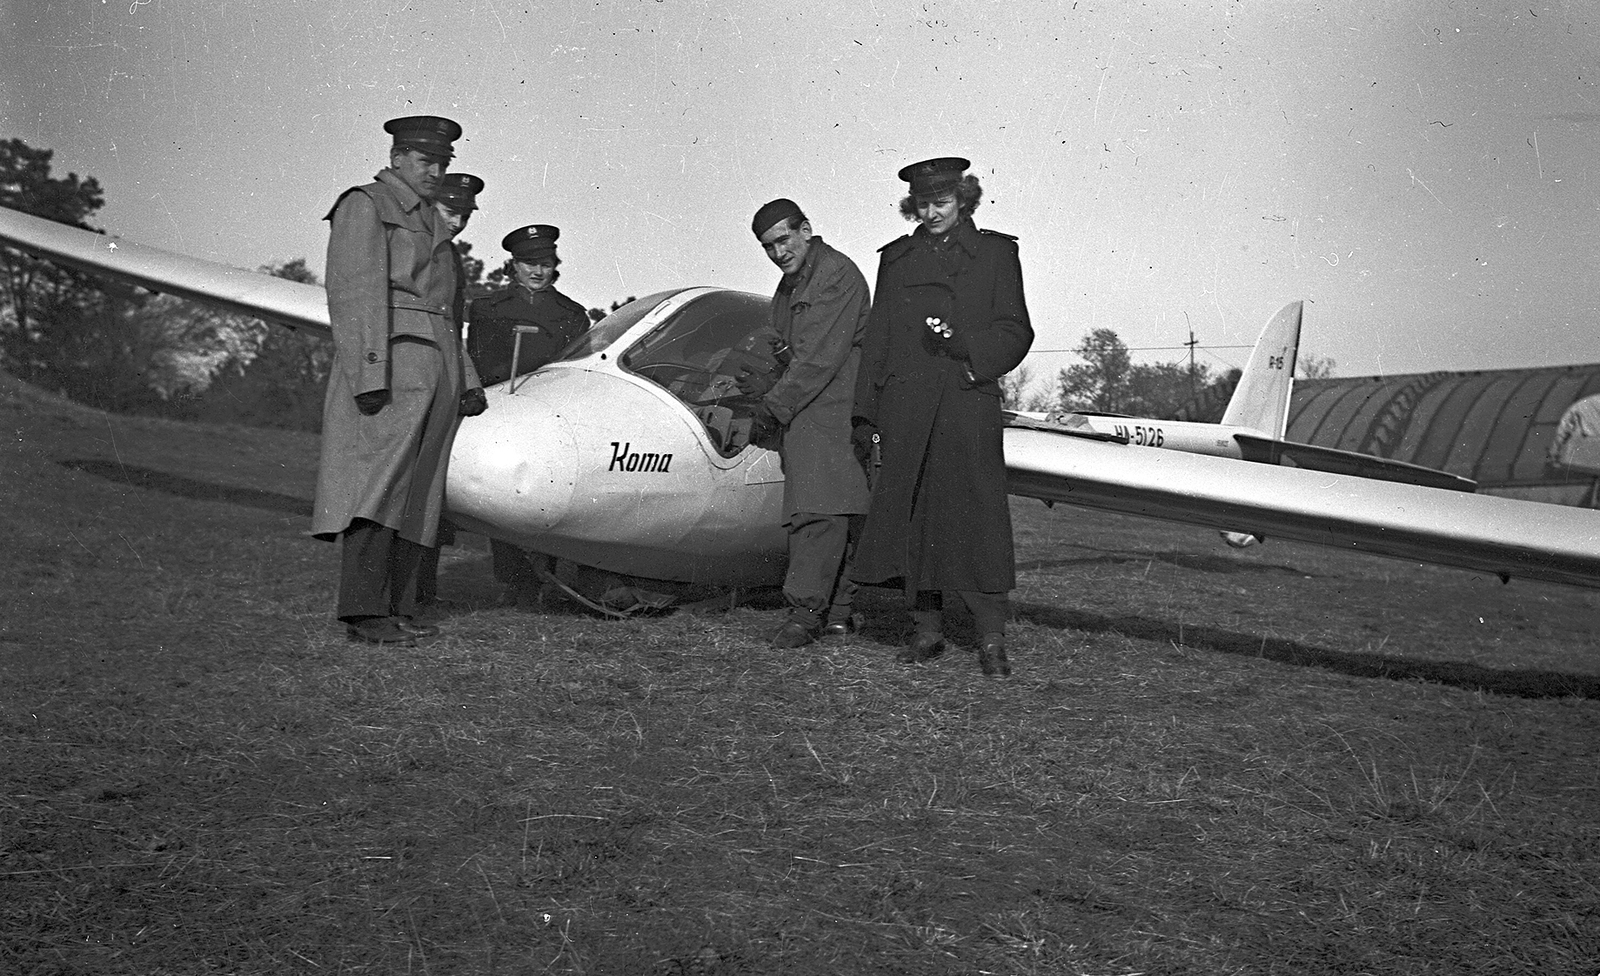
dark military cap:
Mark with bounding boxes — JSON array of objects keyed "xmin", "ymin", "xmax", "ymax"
[
  {"xmin": 434, "ymin": 173, "xmax": 484, "ymax": 212},
  {"xmin": 384, "ymin": 115, "xmax": 462, "ymax": 160},
  {"xmin": 898, "ymin": 156, "xmax": 970, "ymax": 196},
  {"xmin": 751, "ymin": 198, "xmax": 806, "ymax": 238},
  {"xmin": 503, "ymin": 224, "xmax": 560, "ymax": 260}
]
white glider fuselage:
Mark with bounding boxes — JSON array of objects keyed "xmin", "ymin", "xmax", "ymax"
[
  {"xmin": 445, "ymin": 288, "xmax": 789, "ymax": 585},
  {"xmin": 1041, "ymin": 299, "xmax": 1302, "ymax": 457},
  {"xmin": 1045, "ymin": 412, "xmax": 1257, "ymax": 456}
]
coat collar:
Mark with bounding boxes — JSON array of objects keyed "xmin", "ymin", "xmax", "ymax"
[
  {"xmin": 913, "ymin": 217, "xmax": 981, "ymax": 257},
  {"xmin": 375, "ymin": 168, "xmax": 427, "ymax": 213},
  {"xmin": 780, "ymin": 235, "xmax": 828, "ymax": 292}
]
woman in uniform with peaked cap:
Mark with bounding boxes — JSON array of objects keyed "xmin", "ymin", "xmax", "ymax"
[{"xmin": 850, "ymin": 157, "xmax": 1035, "ymax": 676}]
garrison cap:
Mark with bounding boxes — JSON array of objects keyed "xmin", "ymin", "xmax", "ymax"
[
  {"xmin": 503, "ymin": 224, "xmax": 560, "ymax": 260},
  {"xmin": 384, "ymin": 115, "xmax": 462, "ymax": 160},
  {"xmin": 751, "ymin": 198, "xmax": 806, "ymax": 238},
  {"xmin": 899, "ymin": 156, "xmax": 970, "ymax": 196},
  {"xmin": 434, "ymin": 173, "xmax": 484, "ymax": 211}
]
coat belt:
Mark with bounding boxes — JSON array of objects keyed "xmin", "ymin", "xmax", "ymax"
[{"xmin": 389, "ymin": 296, "xmax": 448, "ymax": 315}]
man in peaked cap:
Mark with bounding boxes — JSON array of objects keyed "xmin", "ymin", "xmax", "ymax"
[
  {"xmin": 385, "ymin": 115, "xmax": 462, "ymax": 159},
  {"xmin": 414, "ymin": 172, "xmax": 490, "ymax": 612},
  {"xmin": 433, "ymin": 173, "xmax": 483, "ymax": 224},
  {"xmin": 745, "ymin": 198, "xmax": 872, "ymax": 648},
  {"xmin": 466, "ymin": 223, "xmax": 591, "ymax": 604},
  {"xmin": 312, "ymin": 115, "xmax": 473, "ymax": 646},
  {"xmin": 431, "ymin": 173, "xmax": 489, "ymax": 399}
]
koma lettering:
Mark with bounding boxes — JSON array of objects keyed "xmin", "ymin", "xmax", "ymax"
[{"xmin": 609, "ymin": 441, "xmax": 672, "ymax": 473}]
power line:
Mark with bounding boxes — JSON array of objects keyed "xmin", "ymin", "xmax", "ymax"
[{"xmin": 1031, "ymin": 343, "xmax": 1254, "ymax": 354}]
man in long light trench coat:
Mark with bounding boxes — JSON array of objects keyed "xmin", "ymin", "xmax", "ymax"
[
  {"xmin": 744, "ymin": 199, "xmax": 872, "ymax": 648},
  {"xmin": 313, "ymin": 115, "xmax": 476, "ymax": 646}
]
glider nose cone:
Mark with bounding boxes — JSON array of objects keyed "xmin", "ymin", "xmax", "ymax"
[{"xmin": 447, "ymin": 395, "xmax": 577, "ymax": 535}]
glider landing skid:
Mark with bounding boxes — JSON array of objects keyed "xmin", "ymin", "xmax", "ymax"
[{"xmin": 532, "ymin": 559, "xmax": 755, "ymax": 618}]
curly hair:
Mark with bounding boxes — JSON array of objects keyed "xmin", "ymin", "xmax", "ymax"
[{"xmin": 898, "ymin": 173, "xmax": 984, "ymax": 222}]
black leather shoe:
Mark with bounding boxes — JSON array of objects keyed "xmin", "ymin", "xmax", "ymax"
[
  {"xmin": 820, "ymin": 614, "xmax": 861, "ymax": 638},
  {"xmin": 771, "ymin": 619, "xmax": 817, "ymax": 649},
  {"xmin": 395, "ymin": 618, "xmax": 441, "ymax": 639},
  {"xmin": 897, "ymin": 632, "xmax": 945, "ymax": 664},
  {"xmin": 978, "ymin": 638, "xmax": 1011, "ymax": 677},
  {"xmin": 346, "ymin": 617, "xmax": 417, "ymax": 646}
]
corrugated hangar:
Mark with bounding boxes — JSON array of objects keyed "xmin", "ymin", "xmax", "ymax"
[{"xmin": 1288, "ymin": 365, "xmax": 1600, "ymax": 506}]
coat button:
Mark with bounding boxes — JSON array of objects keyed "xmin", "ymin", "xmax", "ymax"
[{"xmin": 366, "ymin": 352, "xmax": 379, "ymax": 363}]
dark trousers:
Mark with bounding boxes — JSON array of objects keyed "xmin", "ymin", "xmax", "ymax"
[
  {"xmin": 909, "ymin": 588, "xmax": 1010, "ymax": 638},
  {"xmin": 337, "ymin": 518, "xmax": 424, "ymax": 622},
  {"xmin": 415, "ymin": 519, "xmax": 456, "ymax": 605},
  {"xmin": 415, "ymin": 545, "xmax": 441, "ymax": 605},
  {"xmin": 784, "ymin": 513, "xmax": 862, "ymax": 628}
]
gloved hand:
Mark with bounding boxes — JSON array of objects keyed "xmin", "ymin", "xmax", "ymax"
[
  {"xmin": 851, "ymin": 419, "xmax": 879, "ymax": 470},
  {"xmin": 459, "ymin": 387, "xmax": 488, "ymax": 417},
  {"xmin": 355, "ymin": 390, "xmax": 390, "ymax": 415},
  {"xmin": 735, "ymin": 362, "xmax": 778, "ymax": 397},
  {"xmin": 925, "ymin": 316, "xmax": 970, "ymax": 359},
  {"xmin": 750, "ymin": 401, "xmax": 782, "ymax": 445}
]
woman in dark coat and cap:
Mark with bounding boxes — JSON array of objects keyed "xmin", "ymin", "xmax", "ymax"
[
  {"xmin": 466, "ymin": 224, "xmax": 591, "ymax": 602},
  {"xmin": 851, "ymin": 157, "xmax": 1034, "ymax": 676}
]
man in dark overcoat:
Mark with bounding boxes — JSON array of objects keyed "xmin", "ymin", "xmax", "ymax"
[
  {"xmin": 414, "ymin": 172, "xmax": 488, "ymax": 611},
  {"xmin": 314, "ymin": 115, "xmax": 472, "ymax": 646},
  {"xmin": 466, "ymin": 224, "xmax": 590, "ymax": 602},
  {"xmin": 851, "ymin": 157, "xmax": 1033, "ymax": 675},
  {"xmin": 744, "ymin": 199, "xmax": 872, "ymax": 648}
]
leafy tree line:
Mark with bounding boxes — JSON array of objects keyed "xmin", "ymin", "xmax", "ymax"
[
  {"xmin": 0, "ymin": 137, "xmax": 637, "ymax": 430},
  {"xmin": 1000, "ymin": 327, "xmax": 1335, "ymax": 422}
]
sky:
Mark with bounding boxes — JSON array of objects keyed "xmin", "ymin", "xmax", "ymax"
[{"xmin": 3, "ymin": 0, "xmax": 1598, "ymax": 387}]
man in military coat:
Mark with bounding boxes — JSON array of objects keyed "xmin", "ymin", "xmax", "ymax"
[
  {"xmin": 466, "ymin": 224, "xmax": 590, "ymax": 601},
  {"xmin": 314, "ymin": 115, "xmax": 472, "ymax": 646},
  {"xmin": 744, "ymin": 199, "xmax": 872, "ymax": 648},
  {"xmin": 414, "ymin": 172, "xmax": 489, "ymax": 611}
]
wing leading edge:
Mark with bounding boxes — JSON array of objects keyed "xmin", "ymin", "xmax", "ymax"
[
  {"xmin": 1005, "ymin": 423, "xmax": 1600, "ymax": 590},
  {"xmin": 0, "ymin": 206, "xmax": 330, "ymax": 336}
]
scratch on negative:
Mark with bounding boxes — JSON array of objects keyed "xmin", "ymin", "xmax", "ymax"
[{"xmin": 1406, "ymin": 168, "xmax": 1453, "ymax": 214}]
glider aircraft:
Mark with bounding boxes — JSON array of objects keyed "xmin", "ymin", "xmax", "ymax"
[
  {"xmin": 4, "ymin": 204, "xmax": 1600, "ymax": 605},
  {"xmin": 1030, "ymin": 300, "xmax": 1477, "ymax": 495}
]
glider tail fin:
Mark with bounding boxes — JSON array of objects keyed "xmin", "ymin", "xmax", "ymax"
[{"xmin": 1220, "ymin": 301, "xmax": 1302, "ymax": 439}]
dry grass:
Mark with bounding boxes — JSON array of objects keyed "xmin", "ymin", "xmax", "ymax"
[{"xmin": 2, "ymin": 370, "xmax": 1598, "ymax": 974}]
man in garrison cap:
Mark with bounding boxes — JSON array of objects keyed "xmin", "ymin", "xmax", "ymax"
[
  {"xmin": 743, "ymin": 198, "xmax": 872, "ymax": 648},
  {"xmin": 465, "ymin": 223, "xmax": 591, "ymax": 603},
  {"xmin": 414, "ymin": 172, "xmax": 490, "ymax": 611},
  {"xmin": 312, "ymin": 115, "xmax": 478, "ymax": 646}
]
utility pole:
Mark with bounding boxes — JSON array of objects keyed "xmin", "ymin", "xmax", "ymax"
[{"xmin": 1183, "ymin": 312, "xmax": 1198, "ymax": 400}]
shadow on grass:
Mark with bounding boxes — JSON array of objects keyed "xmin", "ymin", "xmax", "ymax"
[
  {"xmin": 60, "ymin": 458, "xmax": 312, "ymax": 516},
  {"xmin": 1016, "ymin": 599, "xmax": 1600, "ymax": 700},
  {"xmin": 1017, "ymin": 547, "xmax": 1317, "ymax": 579}
]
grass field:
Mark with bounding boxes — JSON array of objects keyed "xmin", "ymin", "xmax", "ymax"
[{"xmin": 2, "ymin": 372, "xmax": 1597, "ymax": 975}]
